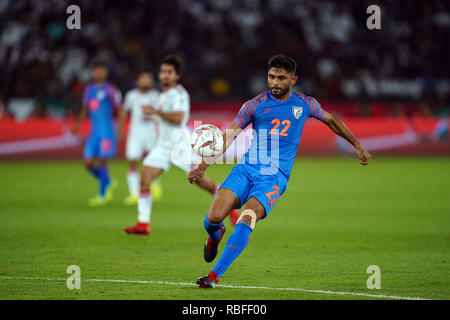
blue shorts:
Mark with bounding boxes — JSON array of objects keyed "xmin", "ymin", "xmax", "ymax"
[
  {"xmin": 219, "ymin": 164, "xmax": 288, "ymax": 219},
  {"xmin": 84, "ymin": 134, "xmax": 116, "ymax": 159}
]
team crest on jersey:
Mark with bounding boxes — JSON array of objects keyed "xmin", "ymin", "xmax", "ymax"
[
  {"xmin": 96, "ymin": 90, "xmax": 106, "ymax": 100},
  {"xmin": 292, "ymin": 106, "xmax": 303, "ymax": 119}
]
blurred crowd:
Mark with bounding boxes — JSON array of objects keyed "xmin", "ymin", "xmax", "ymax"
[{"xmin": 0, "ymin": 0, "xmax": 449, "ymax": 119}]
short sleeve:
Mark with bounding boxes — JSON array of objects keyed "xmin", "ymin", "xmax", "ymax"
[
  {"xmin": 106, "ymin": 84, "xmax": 122, "ymax": 108},
  {"xmin": 308, "ymin": 97, "xmax": 326, "ymax": 121},
  {"xmin": 234, "ymin": 101, "xmax": 254, "ymax": 129}
]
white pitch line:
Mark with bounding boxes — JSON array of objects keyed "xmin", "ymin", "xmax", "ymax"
[{"xmin": 0, "ymin": 275, "xmax": 432, "ymax": 300}]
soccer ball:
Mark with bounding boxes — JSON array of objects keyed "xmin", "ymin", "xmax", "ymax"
[{"xmin": 191, "ymin": 124, "xmax": 224, "ymax": 157}]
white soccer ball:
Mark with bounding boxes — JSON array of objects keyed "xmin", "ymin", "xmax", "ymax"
[{"xmin": 191, "ymin": 124, "xmax": 224, "ymax": 157}]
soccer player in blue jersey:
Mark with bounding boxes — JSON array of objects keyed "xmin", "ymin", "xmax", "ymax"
[
  {"xmin": 71, "ymin": 62, "xmax": 122, "ymax": 206},
  {"xmin": 188, "ymin": 55, "xmax": 372, "ymax": 288}
]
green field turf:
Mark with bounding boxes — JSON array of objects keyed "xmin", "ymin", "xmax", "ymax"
[{"xmin": 0, "ymin": 156, "xmax": 449, "ymax": 300}]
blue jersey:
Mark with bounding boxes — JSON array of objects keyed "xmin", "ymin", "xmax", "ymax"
[
  {"xmin": 233, "ymin": 90, "xmax": 326, "ymax": 180},
  {"xmin": 83, "ymin": 82, "xmax": 122, "ymax": 137}
]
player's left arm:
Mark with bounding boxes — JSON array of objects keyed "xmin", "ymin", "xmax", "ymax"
[
  {"xmin": 320, "ymin": 111, "xmax": 371, "ymax": 165},
  {"xmin": 117, "ymin": 91, "xmax": 132, "ymax": 143},
  {"xmin": 142, "ymin": 91, "xmax": 185, "ymax": 124},
  {"xmin": 117, "ymin": 105, "xmax": 128, "ymax": 143},
  {"xmin": 142, "ymin": 105, "xmax": 184, "ymax": 124},
  {"xmin": 71, "ymin": 102, "xmax": 88, "ymax": 135},
  {"xmin": 153, "ymin": 109, "xmax": 184, "ymax": 124},
  {"xmin": 106, "ymin": 84, "xmax": 125, "ymax": 140},
  {"xmin": 71, "ymin": 86, "xmax": 89, "ymax": 135}
]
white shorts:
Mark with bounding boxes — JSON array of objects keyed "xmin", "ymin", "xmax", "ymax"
[
  {"xmin": 142, "ymin": 129, "xmax": 197, "ymax": 173},
  {"xmin": 126, "ymin": 125, "xmax": 157, "ymax": 160}
]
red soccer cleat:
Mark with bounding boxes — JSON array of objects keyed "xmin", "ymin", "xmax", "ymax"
[
  {"xmin": 228, "ymin": 209, "xmax": 239, "ymax": 227},
  {"xmin": 123, "ymin": 222, "xmax": 151, "ymax": 236},
  {"xmin": 197, "ymin": 271, "xmax": 220, "ymax": 289},
  {"xmin": 204, "ymin": 225, "xmax": 225, "ymax": 263}
]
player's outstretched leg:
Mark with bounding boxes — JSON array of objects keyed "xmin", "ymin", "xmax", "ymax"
[
  {"xmin": 228, "ymin": 208, "xmax": 239, "ymax": 227},
  {"xmin": 195, "ymin": 177, "xmax": 240, "ymax": 227},
  {"xmin": 123, "ymin": 165, "xmax": 163, "ymax": 236},
  {"xmin": 201, "ymin": 188, "xmax": 240, "ymax": 263},
  {"xmin": 197, "ymin": 197, "xmax": 264, "ymax": 288},
  {"xmin": 203, "ymin": 214, "xmax": 226, "ymax": 263}
]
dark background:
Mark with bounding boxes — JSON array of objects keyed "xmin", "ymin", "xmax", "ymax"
[{"xmin": 0, "ymin": 0, "xmax": 449, "ymax": 119}]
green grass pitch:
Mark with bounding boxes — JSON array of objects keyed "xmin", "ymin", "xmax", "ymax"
[{"xmin": 0, "ymin": 156, "xmax": 448, "ymax": 300}]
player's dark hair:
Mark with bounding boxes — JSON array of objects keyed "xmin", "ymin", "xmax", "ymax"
[
  {"xmin": 92, "ymin": 61, "xmax": 108, "ymax": 69},
  {"xmin": 268, "ymin": 55, "xmax": 297, "ymax": 75},
  {"xmin": 138, "ymin": 71, "xmax": 153, "ymax": 78},
  {"xmin": 160, "ymin": 54, "xmax": 183, "ymax": 75}
]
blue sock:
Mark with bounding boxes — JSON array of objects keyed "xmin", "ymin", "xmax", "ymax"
[
  {"xmin": 98, "ymin": 166, "xmax": 111, "ymax": 197},
  {"xmin": 88, "ymin": 166, "xmax": 101, "ymax": 179},
  {"xmin": 204, "ymin": 213, "xmax": 223, "ymax": 241},
  {"xmin": 212, "ymin": 222, "xmax": 252, "ymax": 278}
]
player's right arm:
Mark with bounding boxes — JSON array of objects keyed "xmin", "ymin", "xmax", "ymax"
[
  {"xmin": 187, "ymin": 101, "xmax": 251, "ymax": 184},
  {"xmin": 117, "ymin": 106, "xmax": 128, "ymax": 143},
  {"xmin": 71, "ymin": 87, "xmax": 89, "ymax": 134},
  {"xmin": 187, "ymin": 121, "xmax": 242, "ymax": 184},
  {"xmin": 117, "ymin": 91, "xmax": 132, "ymax": 143}
]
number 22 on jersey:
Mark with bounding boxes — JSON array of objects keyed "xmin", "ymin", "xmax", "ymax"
[{"xmin": 269, "ymin": 119, "xmax": 290, "ymax": 136}]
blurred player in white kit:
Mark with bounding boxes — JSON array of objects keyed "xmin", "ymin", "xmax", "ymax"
[
  {"xmin": 123, "ymin": 55, "xmax": 239, "ymax": 235},
  {"xmin": 118, "ymin": 72, "xmax": 163, "ymax": 205}
]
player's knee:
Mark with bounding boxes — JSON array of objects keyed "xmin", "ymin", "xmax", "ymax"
[
  {"xmin": 237, "ymin": 209, "xmax": 257, "ymax": 229},
  {"xmin": 129, "ymin": 160, "xmax": 138, "ymax": 170},
  {"xmin": 84, "ymin": 160, "xmax": 93, "ymax": 169},
  {"xmin": 206, "ymin": 211, "xmax": 222, "ymax": 224},
  {"xmin": 140, "ymin": 176, "xmax": 151, "ymax": 191}
]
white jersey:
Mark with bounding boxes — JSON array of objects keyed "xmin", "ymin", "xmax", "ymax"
[
  {"xmin": 143, "ymin": 84, "xmax": 195, "ymax": 173},
  {"xmin": 123, "ymin": 88, "xmax": 160, "ymax": 132},
  {"xmin": 123, "ymin": 88, "xmax": 160, "ymax": 160},
  {"xmin": 155, "ymin": 84, "xmax": 190, "ymax": 146}
]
